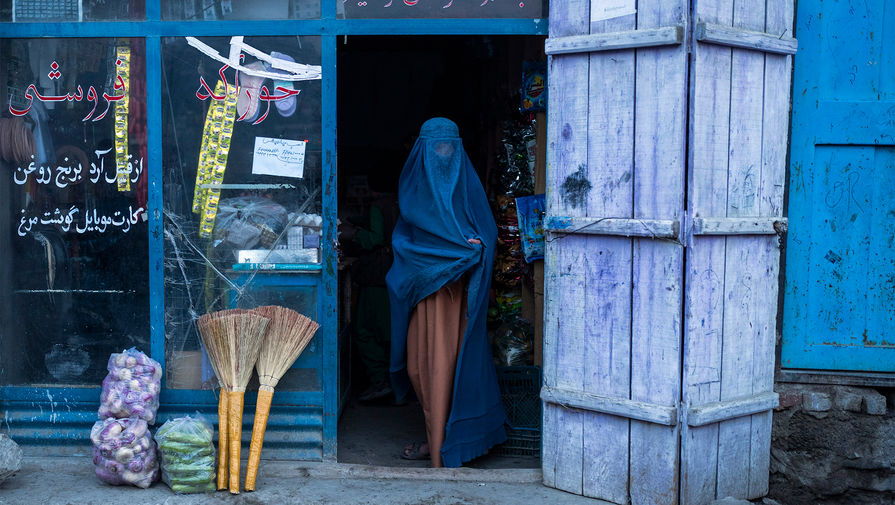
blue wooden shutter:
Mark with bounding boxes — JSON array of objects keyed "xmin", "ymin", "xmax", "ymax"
[
  {"xmin": 782, "ymin": 0, "xmax": 895, "ymax": 372},
  {"xmin": 542, "ymin": 0, "xmax": 795, "ymax": 503}
]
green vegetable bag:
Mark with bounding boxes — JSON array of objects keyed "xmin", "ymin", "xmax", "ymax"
[{"xmin": 154, "ymin": 415, "xmax": 216, "ymax": 494}]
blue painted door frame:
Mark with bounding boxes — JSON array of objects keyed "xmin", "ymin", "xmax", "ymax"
[
  {"xmin": 782, "ymin": 0, "xmax": 894, "ymax": 372},
  {"xmin": 0, "ymin": 4, "xmax": 547, "ymax": 457}
]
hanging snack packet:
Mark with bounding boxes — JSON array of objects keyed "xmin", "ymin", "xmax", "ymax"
[
  {"xmin": 515, "ymin": 194, "xmax": 546, "ymax": 263},
  {"xmin": 98, "ymin": 348, "xmax": 162, "ymax": 424},
  {"xmin": 91, "ymin": 417, "xmax": 159, "ymax": 488},
  {"xmin": 155, "ymin": 415, "xmax": 216, "ymax": 494}
]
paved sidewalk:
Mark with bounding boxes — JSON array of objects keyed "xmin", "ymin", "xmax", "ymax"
[{"xmin": 0, "ymin": 457, "xmax": 606, "ymax": 505}]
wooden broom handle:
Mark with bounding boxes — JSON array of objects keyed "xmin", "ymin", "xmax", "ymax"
[
  {"xmin": 228, "ymin": 390, "xmax": 245, "ymax": 494},
  {"xmin": 217, "ymin": 390, "xmax": 229, "ymax": 490},
  {"xmin": 245, "ymin": 387, "xmax": 274, "ymax": 491}
]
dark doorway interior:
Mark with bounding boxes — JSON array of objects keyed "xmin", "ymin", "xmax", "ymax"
[{"xmin": 337, "ymin": 35, "xmax": 545, "ymax": 469}]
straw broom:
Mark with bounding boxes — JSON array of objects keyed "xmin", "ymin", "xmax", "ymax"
[
  {"xmin": 196, "ymin": 312, "xmax": 231, "ymax": 491},
  {"xmin": 197, "ymin": 308, "xmax": 255, "ymax": 491},
  {"xmin": 244, "ymin": 306, "xmax": 319, "ymax": 491},
  {"xmin": 221, "ymin": 311, "xmax": 269, "ymax": 494}
]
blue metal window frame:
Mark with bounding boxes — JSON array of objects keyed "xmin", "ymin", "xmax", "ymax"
[{"xmin": 0, "ymin": 3, "xmax": 546, "ymax": 460}]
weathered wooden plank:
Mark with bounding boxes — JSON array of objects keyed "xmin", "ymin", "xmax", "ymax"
[
  {"xmin": 580, "ymin": 236, "xmax": 631, "ymax": 504},
  {"xmin": 682, "ymin": 0, "xmax": 733, "ymax": 501},
  {"xmin": 546, "ymin": 49, "xmax": 589, "ymax": 494},
  {"xmin": 545, "ymin": 216, "xmax": 678, "ymax": 238},
  {"xmin": 541, "ymin": 385, "xmax": 677, "ymax": 426},
  {"xmin": 548, "ymin": 0, "xmax": 589, "ymax": 37},
  {"xmin": 747, "ymin": 235, "xmax": 782, "ymax": 498},
  {"xmin": 687, "ymin": 391, "xmax": 778, "ymax": 426},
  {"xmin": 691, "ymin": 217, "xmax": 785, "ymax": 236},
  {"xmin": 748, "ymin": 1, "xmax": 793, "ymax": 497},
  {"xmin": 630, "ymin": 243, "xmax": 683, "ymax": 505},
  {"xmin": 545, "ymin": 26, "xmax": 683, "ymax": 55},
  {"xmin": 695, "ymin": 22, "xmax": 798, "ymax": 55},
  {"xmin": 717, "ymin": 238, "xmax": 762, "ymax": 499},
  {"xmin": 716, "ymin": 1, "xmax": 767, "ymax": 498},
  {"xmin": 576, "ymin": 7, "xmax": 637, "ymax": 503},
  {"xmin": 541, "ymin": 241, "xmax": 559, "ymax": 489},
  {"xmin": 628, "ymin": 0, "xmax": 687, "ymax": 502},
  {"xmin": 543, "ymin": 0, "xmax": 590, "ymax": 493},
  {"xmin": 543, "ymin": 240, "xmax": 587, "ymax": 494}
]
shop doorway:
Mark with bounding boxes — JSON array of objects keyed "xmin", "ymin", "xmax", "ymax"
[{"xmin": 336, "ymin": 35, "xmax": 545, "ymax": 469}]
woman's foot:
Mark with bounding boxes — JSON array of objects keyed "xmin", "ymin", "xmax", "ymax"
[{"xmin": 401, "ymin": 441, "xmax": 430, "ymax": 460}]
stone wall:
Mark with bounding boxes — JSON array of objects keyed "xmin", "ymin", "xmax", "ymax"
[{"xmin": 769, "ymin": 384, "xmax": 895, "ymax": 505}]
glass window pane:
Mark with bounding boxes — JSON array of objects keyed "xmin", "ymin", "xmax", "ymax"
[
  {"xmin": 161, "ymin": 36, "xmax": 323, "ymax": 390},
  {"xmin": 162, "ymin": 0, "xmax": 320, "ymax": 20},
  {"xmin": 0, "ymin": 38, "xmax": 149, "ymax": 386},
  {"xmin": 1, "ymin": 0, "xmax": 145, "ymax": 22},
  {"xmin": 337, "ymin": 0, "xmax": 546, "ymax": 18}
]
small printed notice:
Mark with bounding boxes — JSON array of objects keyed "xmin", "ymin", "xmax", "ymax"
[
  {"xmin": 251, "ymin": 137, "xmax": 306, "ymax": 178},
  {"xmin": 590, "ymin": 0, "xmax": 636, "ymax": 23}
]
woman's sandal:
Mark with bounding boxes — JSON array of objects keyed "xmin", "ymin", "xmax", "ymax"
[{"xmin": 401, "ymin": 441, "xmax": 430, "ymax": 460}]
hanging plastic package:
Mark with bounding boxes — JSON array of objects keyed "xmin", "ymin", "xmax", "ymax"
[
  {"xmin": 155, "ymin": 415, "xmax": 216, "ymax": 494},
  {"xmin": 192, "ymin": 80, "xmax": 227, "ymax": 214},
  {"xmin": 98, "ymin": 348, "xmax": 162, "ymax": 424},
  {"xmin": 199, "ymin": 81, "xmax": 239, "ymax": 238},
  {"xmin": 514, "ymin": 193, "xmax": 546, "ymax": 263},
  {"xmin": 520, "ymin": 61, "xmax": 547, "ymax": 113},
  {"xmin": 114, "ymin": 45, "xmax": 131, "ymax": 192},
  {"xmin": 213, "ymin": 196, "xmax": 289, "ymax": 252}
]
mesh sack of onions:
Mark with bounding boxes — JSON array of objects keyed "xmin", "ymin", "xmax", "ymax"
[
  {"xmin": 98, "ymin": 348, "xmax": 162, "ymax": 424},
  {"xmin": 91, "ymin": 417, "xmax": 159, "ymax": 488}
]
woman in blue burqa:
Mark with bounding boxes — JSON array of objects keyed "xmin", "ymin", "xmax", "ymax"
[{"xmin": 386, "ymin": 118, "xmax": 507, "ymax": 467}]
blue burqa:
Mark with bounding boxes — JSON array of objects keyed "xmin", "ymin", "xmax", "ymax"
[{"xmin": 387, "ymin": 118, "xmax": 507, "ymax": 467}]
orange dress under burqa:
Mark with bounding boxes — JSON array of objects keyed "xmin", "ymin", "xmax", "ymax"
[{"xmin": 405, "ymin": 278, "xmax": 468, "ymax": 468}]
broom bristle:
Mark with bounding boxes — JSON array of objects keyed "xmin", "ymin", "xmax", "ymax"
[
  {"xmin": 197, "ymin": 310, "xmax": 269, "ymax": 391},
  {"xmin": 253, "ymin": 305, "xmax": 320, "ymax": 390},
  {"xmin": 226, "ymin": 313, "xmax": 268, "ymax": 392},
  {"xmin": 197, "ymin": 313, "xmax": 232, "ymax": 390}
]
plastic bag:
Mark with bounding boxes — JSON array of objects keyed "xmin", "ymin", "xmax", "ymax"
[
  {"xmin": 214, "ymin": 196, "xmax": 288, "ymax": 250},
  {"xmin": 98, "ymin": 348, "xmax": 162, "ymax": 424},
  {"xmin": 520, "ymin": 61, "xmax": 547, "ymax": 113},
  {"xmin": 493, "ymin": 196, "xmax": 527, "ymax": 288},
  {"xmin": 493, "ymin": 318, "xmax": 534, "ymax": 367},
  {"xmin": 515, "ymin": 194, "xmax": 546, "ymax": 263},
  {"xmin": 155, "ymin": 415, "xmax": 216, "ymax": 494},
  {"xmin": 91, "ymin": 417, "xmax": 159, "ymax": 488},
  {"xmin": 497, "ymin": 120, "xmax": 536, "ymax": 195}
]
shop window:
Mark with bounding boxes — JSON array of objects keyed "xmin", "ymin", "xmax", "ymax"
[
  {"xmin": 0, "ymin": 38, "xmax": 149, "ymax": 386},
  {"xmin": 161, "ymin": 35, "xmax": 322, "ymax": 391},
  {"xmin": 337, "ymin": 0, "xmax": 546, "ymax": 19},
  {"xmin": 162, "ymin": 0, "xmax": 320, "ymax": 20},
  {"xmin": 0, "ymin": 0, "xmax": 145, "ymax": 21}
]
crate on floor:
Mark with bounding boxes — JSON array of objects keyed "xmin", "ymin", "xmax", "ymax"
[
  {"xmin": 492, "ymin": 426, "xmax": 540, "ymax": 457},
  {"xmin": 493, "ymin": 366, "xmax": 541, "ymax": 457},
  {"xmin": 496, "ymin": 365, "xmax": 541, "ymax": 429}
]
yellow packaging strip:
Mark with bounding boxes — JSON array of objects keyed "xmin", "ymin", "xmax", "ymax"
[
  {"xmin": 192, "ymin": 80, "xmax": 226, "ymax": 214},
  {"xmin": 194, "ymin": 91, "xmax": 226, "ymax": 214},
  {"xmin": 198, "ymin": 83, "xmax": 238, "ymax": 238},
  {"xmin": 114, "ymin": 45, "xmax": 131, "ymax": 192}
]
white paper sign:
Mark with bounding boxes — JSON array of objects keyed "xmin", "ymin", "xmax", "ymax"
[
  {"xmin": 591, "ymin": 0, "xmax": 636, "ymax": 23},
  {"xmin": 251, "ymin": 137, "xmax": 306, "ymax": 178}
]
